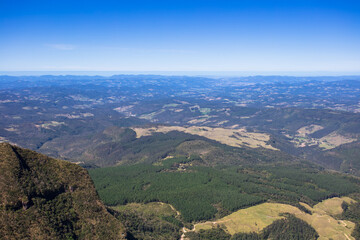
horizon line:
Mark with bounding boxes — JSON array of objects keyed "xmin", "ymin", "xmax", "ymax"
[{"xmin": 1, "ymin": 70, "xmax": 360, "ymax": 77}]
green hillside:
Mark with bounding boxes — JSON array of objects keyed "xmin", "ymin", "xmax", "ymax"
[
  {"xmin": 89, "ymin": 156, "xmax": 360, "ymax": 223},
  {"xmin": 0, "ymin": 143, "xmax": 126, "ymax": 239}
]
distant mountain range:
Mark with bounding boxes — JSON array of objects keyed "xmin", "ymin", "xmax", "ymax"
[{"xmin": 1, "ymin": 75, "xmax": 360, "ymax": 239}]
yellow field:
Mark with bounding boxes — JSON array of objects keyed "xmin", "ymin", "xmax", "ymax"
[
  {"xmin": 35, "ymin": 121, "xmax": 66, "ymax": 129},
  {"xmin": 195, "ymin": 197, "xmax": 356, "ymax": 240},
  {"xmin": 297, "ymin": 124, "xmax": 324, "ymax": 136},
  {"xmin": 291, "ymin": 125, "xmax": 357, "ymax": 149},
  {"xmin": 320, "ymin": 132, "xmax": 357, "ymax": 148},
  {"xmin": 196, "ymin": 203, "xmax": 294, "ymax": 234},
  {"xmin": 131, "ymin": 126, "xmax": 277, "ymax": 150},
  {"xmin": 312, "ymin": 197, "xmax": 356, "ymax": 216}
]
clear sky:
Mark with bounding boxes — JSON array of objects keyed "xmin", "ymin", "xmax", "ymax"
[{"xmin": 1, "ymin": 0, "xmax": 360, "ymax": 73}]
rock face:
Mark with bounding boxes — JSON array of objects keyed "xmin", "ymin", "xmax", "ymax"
[{"xmin": 0, "ymin": 142, "xmax": 126, "ymax": 239}]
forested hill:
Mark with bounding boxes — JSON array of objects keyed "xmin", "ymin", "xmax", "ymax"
[{"xmin": 0, "ymin": 143, "xmax": 126, "ymax": 239}]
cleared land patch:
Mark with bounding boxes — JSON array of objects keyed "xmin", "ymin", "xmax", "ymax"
[
  {"xmin": 195, "ymin": 197, "xmax": 356, "ymax": 240},
  {"xmin": 131, "ymin": 126, "xmax": 277, "ymax": 150},
  {"xmin": 163, "ymin": 103, "xmax": 180, "ymax": 108},
  {"xmin": 320, "ymin": 132, "xmax": 357, "ymax": 149},
  {"xmin": 289, "ymin": 129, "xmax": 357, "ymax": 150},
  {"xmin": 312, "ymin": 197, "xmax": 356, "ymax": 216},
  {"xmin": 35, "ymin": 121, "xmax": 66, "ymax": 129},
  {"xmin": 297, "ymin": 124, "xmax": 324, "ymax": 137},
  {"xmin": 111, "ymin": 202, "xmax": 178, "ymax": 217},
  {"xmin": 139, "ymin": 109, "xmax": 165, "ymax": 120},
  {"xmin": 187, "ymin": 117, "xmax": 210, "ymax": 124}
]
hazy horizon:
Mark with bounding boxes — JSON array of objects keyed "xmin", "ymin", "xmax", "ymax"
[{"xmin": 1, "ymin": 71, "xmax": 360, "ymax": 78}]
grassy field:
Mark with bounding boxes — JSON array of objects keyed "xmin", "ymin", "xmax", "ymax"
[
  {"xmin": 320, "ymin": 132, "xmax": 357, "ymax": 148},
  {"xmin": 139, "ymin": 109, "xmax": 165, "ymax": 120},
  {"xmin": 312, "ymin": 197, "xmax": 356, "ymax": 216},
  {"xmin": 111, "ymin": 202, "xmax": 179, "ymax": 218},
  {"xmin": 195, "ymin": 197, "xmax": 356, "ymax": 240},
  {"xmin": 195, "ymin": 203, "xmax": 300, "ymax": 234},
  {"xmin": 131, "ymin": 126, "xmax": 277, "ymax": 150},
  {"xmin": 297, "ymin": 124, "xmax": 324, "ymax": 136},
  {"xmin": 290, "ymin": 127, "xmax": 357, "ymax": 150}
]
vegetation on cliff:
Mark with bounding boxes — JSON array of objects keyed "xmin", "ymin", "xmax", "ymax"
[{"xmin": 0, "ymin": 143, "xmax": 126, "ymax": 239}]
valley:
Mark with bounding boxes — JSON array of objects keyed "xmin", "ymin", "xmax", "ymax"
[{"xmin": 1, "ymin": 74, "xmax": 360, "ymax": 239}]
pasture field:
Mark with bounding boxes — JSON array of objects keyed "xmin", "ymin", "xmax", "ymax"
[
  {"xmin": 131, "ymin": 126, "xmax": 277, "ymax": 150},
  {"xmin": 290, "ymin": 126, "xmax": 357, "ymax": 149},
  {"xmin": 195, "ymin": 197, "xmax": 356, "ymax": 240},
  {"xmin": 312, "ymin": 197, "xmax": 356, "ymax": 216},
  {"xmin": 111, "ymin": 202, "xmax": 178, "ymax": 218}
]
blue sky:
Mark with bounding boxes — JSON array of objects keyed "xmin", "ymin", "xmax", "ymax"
[{"xmin": 1, "ymin": 0, "xmax": 360, "ymax": 73}]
